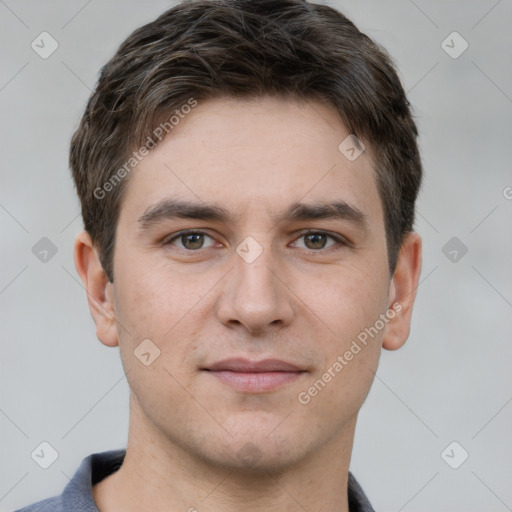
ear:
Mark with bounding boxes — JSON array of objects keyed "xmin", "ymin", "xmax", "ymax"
[
  {"xmin": 74, "ymin": 230, "xmax": 118, "ymax": 347},
  {"xmin": 382, "ymin": 231, "xmax": 422, "ymax": 351}
]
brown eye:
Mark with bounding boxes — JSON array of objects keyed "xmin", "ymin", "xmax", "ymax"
[
  {"xmin": 303, "ymin": 233, "xmax": 328, "ymax": 250},
  {"xmin": 292, "ymin": 231, "xmax": 342, "ymax": 251},
  {"xmin": 180, "ymin": 233, "xmax": 205, "ymax": 250},
  {"xmin": 165, "ymin": 231, "xmax": 216, "ymax": 251}
]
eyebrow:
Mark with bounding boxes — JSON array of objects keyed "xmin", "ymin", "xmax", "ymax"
[{"xmin": 137, "ymin": 198, "xmax": 368, "ymax": 232}]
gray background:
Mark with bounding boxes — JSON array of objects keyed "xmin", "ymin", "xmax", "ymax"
[{"xmin": 1, "ymin": 1, "xmax": 511, "ymax": 510}]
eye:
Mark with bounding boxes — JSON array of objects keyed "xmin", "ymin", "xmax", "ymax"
[
  {"xmin": 291, "ymin": 231, "xmax": 346, "ymax": 251},
  {"xmin": 164, "ymin": 230, "xmax": 218, "ymax": 251}
]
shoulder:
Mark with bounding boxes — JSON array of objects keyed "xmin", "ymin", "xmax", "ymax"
[
  {"xmin": 14, "ymin": 494, "xmax": 62, "ymax": 512},
  {"xmin": 13, "ymin": 449, "xmax": 126, "ymax": 512},
  {"xmin": 348, "ymin": 471, "xmax": 375, "ymax": 512}
]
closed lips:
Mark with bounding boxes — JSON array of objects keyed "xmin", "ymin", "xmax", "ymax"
[{"xmin": 203, "ymin": 358, "xmax": 305, "ymax": 373}]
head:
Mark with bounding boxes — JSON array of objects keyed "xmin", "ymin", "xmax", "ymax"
[{"xmin": 73, "ymin": 0, "xmax": 422, "ymax": 473}]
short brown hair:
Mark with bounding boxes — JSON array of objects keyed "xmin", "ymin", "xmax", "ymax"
[{"xmin": 70, "ymin": 0, "xmax": 422, "ymax": 282}]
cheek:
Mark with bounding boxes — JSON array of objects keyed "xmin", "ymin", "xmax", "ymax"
[
  {"xmin": 114, "ymin": 254, "xmax": 205, "ymax": 337},
  {"xmin": 112, "ymin": 264, "xmax": 205, "ymax": 429},
  {"xmin": 112, "ymin": 257, "xmax": 212, "ymax": 393},
  {"xmin": 292, "ymin": 261, "xmax": 389, "ymax": 341},
  {"xmin": 295, "ymin": 293, "xmax": 383, "ymax": 429},
  {"xmin": 290, "ymin": 261, "xmax": 387, "ymax": 404}
]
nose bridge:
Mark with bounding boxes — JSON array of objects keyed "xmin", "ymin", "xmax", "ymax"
[
  {"xmin": 236, "ymin": 245, "xmax": 278, "ymax": 301},
  {"xmin": 216, "ymin": 237, "xmax": 294, "ymax": 331}
]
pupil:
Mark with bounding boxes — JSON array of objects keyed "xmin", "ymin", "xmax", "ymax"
[
  {"xmin": 184, "ymin": 233, "xmax": 203, "ymax": 249},
  {"xmin": 306, "ymin": 233, "xmax": 325, "ymax": 249}
]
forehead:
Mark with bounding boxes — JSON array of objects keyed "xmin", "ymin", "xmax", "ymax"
[{"xmin": 119, "ymin": 96, "xmax": 383, "ymax": 229}]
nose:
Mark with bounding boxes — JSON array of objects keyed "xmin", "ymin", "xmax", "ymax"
[{"xmin": 215, "ymin": 245, "xmax": 295, "ymax": 335}]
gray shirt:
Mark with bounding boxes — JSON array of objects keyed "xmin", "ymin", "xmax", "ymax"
[{"xmin": 15, "ymin": 449, "xmax": 375, "ymax": 511}]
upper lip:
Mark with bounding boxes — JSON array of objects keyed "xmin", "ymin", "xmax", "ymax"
[{"xmin": 203, "ymin": 358, "xmax": 305, "ymax": 373}]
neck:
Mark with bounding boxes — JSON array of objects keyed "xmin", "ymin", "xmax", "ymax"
[{"xmin": 93, "ymin": 396, "xmax": 356, "ymax": 512}]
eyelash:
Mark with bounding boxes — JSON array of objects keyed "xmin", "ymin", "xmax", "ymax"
[{"xmin": 162, "ymin": 229, "xmax": 351, "ymax": 253}]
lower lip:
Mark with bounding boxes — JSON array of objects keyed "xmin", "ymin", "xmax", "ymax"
[{"xmin": 205, "ymin": 370, "xmax": 305, "ymax": 393}]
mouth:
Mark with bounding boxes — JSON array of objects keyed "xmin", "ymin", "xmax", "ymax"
[{"xmin": 201, "ymin": 358, "xmax": 308, "ymax": 393}]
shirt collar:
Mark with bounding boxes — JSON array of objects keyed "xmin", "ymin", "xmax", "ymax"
[{"xmin": 62, "ymin": 449, "xmax": 375, "ymax": 512}]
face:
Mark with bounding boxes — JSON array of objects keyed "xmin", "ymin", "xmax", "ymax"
[{"xmin": 103, "ymin": 96, "xmax": 399, "ymax": 471}]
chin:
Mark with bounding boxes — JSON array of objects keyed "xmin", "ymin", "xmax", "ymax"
[{"xmin": 193, "ymin": 429, "xmax": 312, "ymax": 475}]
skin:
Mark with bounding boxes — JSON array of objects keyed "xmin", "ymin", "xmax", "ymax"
[{"xmin": 75, "ymin": 96, "xmax": 422, "ymax": 512}]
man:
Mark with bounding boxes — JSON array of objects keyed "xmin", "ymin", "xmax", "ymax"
[{"xmin": 17, "ymin": 0, "xmax": 422, "ymax": 510}]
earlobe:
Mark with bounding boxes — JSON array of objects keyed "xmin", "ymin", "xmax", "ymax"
[
  {"xmin": 382, "ymin": 232, "xmax": 422, "ymax": 351},
  {"xmin": 74, "ymin": 230, "xmax": 119, "ymax": 347}
]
